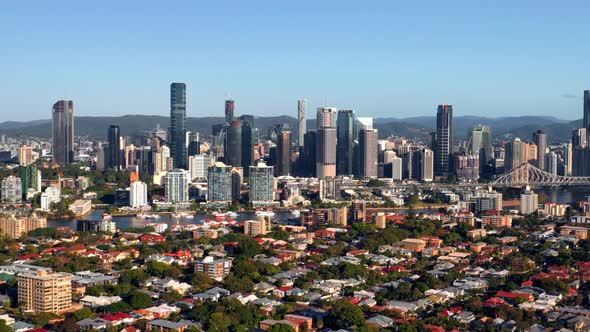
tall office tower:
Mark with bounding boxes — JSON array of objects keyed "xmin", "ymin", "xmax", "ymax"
[
  {"xmin": 402, "ymin": 148, "xmax": 422, "ymax": 180},
  {"xmin": 188, "ymin": 132, "xmax": 201, "ymax": 156},
  {"xmin": 130, "ymin": 181, "xmax": 148, "ymax": 208},
  {"xmin": 421, "ymin": 148, "xmax": 434, "ymax": 182},
  {"xmin": 18, "ymin": 267, "xmax": 71, "ymax": 314},
  {"xmin": 241, "ymin": 118, "xmax": 254, "ymax": 175},
  {"xmin": 303, "ymin": 131, "xmax": 317, "ymax": 176},
  {"xmin": 225, "ymin": 121, "xmax": 242, "ymax": 167},
  {"xmin": 532, "ymin": 129, "xmax": 548, "ymax": 170},
  {"xmin": 170, "ymin": 83, "xmax": 187, "ymax": 169},
  {"xmin": 249, "ymin": 162, "xmax": 275, "ymax": 206},
  {"xmin": 208, "ymin": 162, "xmax": 232, "ymax": 203},
  {"xmin": 435, "ymin": 104, "xmax": 453, "ymax": 177},
  {"xmin": 52, "ymin": 100, "xmax": 74, "ymax": 165},
  {"xmin": 468, "ymin": 125, "xmax": 492, "ymax": 167},
  {"xmin": 297, "ymin": 99, "xmax": 307, "ymax": 147},
  {"xmin": 225, "ymin": 99, "xmax": 235, "ymax": 124},
  {"xmin": 584, "ymin": 90, "xmax": 590, "ymax": 131},
  {"xmin": 238, "ymin": 114, "xmax": 254, "ymax": 127},
  {"xmin": 231, "ymin": 168, "xmax": 243, "ymax": 201},
  {"xmin": 275, "ymin": 124, "xmax": 291, "ymax": 176},
  {"xmin": 564, "ymin": 143, "xmax": 573, "ymax": 176},
  {"xmin": 164, "ymin": 169, "xmax": 190, "ymax": 203},
  {"xmin": 107, "ymin": 125, "xmax": 121, "ymax": 170},
  {"xmin": 572, "ymin": 128, "xmax": 587, "ymax": 148},
  {"xmin": 544, "ymin": 151, "xmax": 558, "ymax": 176},
  {"xmin": 19, "ymin": 164, "xmax": 41, "ymax": 199},
  {"xmin": 358, "ymin": 128, "xmax": 378, "ymax": 178},
  {"xmin": 336, "ymin": 110, "xmax": 355, "ymax": 176},
  {"xmin": 1, "ymin": 176, "xmax": 22, "ymax": 204},
  {"xmin": 316, "ymin": 107, "xmax": 338, "ymax": 179},
  {"xmin": 188, "ymin": 154, "xmax": 212, "ymax": 180},
  {"xmin": 384, "ymin": 151, "xmax": 403, "ymax": 181}
]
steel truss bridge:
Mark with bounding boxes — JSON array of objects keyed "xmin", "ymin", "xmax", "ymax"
[{"xmin": 489, "ymin": 163, "xmax": 590, "ymax": 187}]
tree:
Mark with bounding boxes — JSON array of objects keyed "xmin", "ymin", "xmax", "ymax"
[
  {"xmin": 55, "ymin": 317, "xmax": 78, "ymax": 332},
  {"xmin": 72, "ymin": 307, "xmax": 95, "ymax": 321},
  {"xmin": 324, "ymin": 300, "xmax": 366, "ymax": 329},
  {"xmin": 107, "ymin": 301, "xmax": 133, "ymax": 313},
  {"xmin": 208, "ymin": 312, "xmax": 231, "ymax": 332},
  {"xmin": 129, "ymin": 291, "xmax": 154, "ymax": 309},
  {"xmin": 237, "ymin": 237, "xmax": 263, "ymax": 258},
  {"xmin": 191, "ymin": 272, "xmax": 214, "ymax": 293},
  {"xmin": 0, "ymin": 320, "xmax": 11, "ymax": 332},
  {"xmin": 267, "ymin": 324, "xmax": 296, "ymax": 332}
]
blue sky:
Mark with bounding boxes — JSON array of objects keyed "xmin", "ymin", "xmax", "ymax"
[{"xmin": 1, "ymin": 1, "xmax": 589, "ymax": 121}]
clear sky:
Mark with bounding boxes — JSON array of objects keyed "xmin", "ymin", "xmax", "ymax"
[{"xmin": 1, "ymin": 1, "xmax": 589, "ymax": 121}]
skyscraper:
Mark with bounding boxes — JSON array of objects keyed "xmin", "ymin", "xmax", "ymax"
[
  {"xmin": 468, "ymin": 125, "xmax": 492, "ymax": 168},
  {"xmin": 240, "ymin": 117, "xmax": 254, "ymax": 175},
  {"xmin": 130, "ymin": 181, "xmax": 148, "ymax": 208},
  {"xmin": 208, "ymin": 162, "xmax": 232, "ymax": 203},
  {"xmin": 303, "ymin": 131, "xmax": 317, "ymax": 177},
  {"xmin": 107, "ymin": 125, "xmax": 121, "ymax": 170},
  {"xmin": 316, "ymin": 107, "xmax": 338, "ymax": 179},
  {"xmin": 188, "ymin": 132, "xmax": 201, "ymax": 156},
  {"xmin": 297, "ymin": 99, "xmax": 306, "ymax": 147},
  {"xmin": 225, "ymin": 99, "xmax": 235, "ymax": 124},
  {"xmin": 584, "ymin": 90, "xmax": 590, "ymax": 131},
  {"xmin": 358, "ymin": 128, "xmax": 378, "ymax": 179},
  {"xmin": 249, "ymin": 162, "xmax": 275, "ymax": 206},
  {"xmin": 532, "ymin": 129, "xmax": 547, "ymax": 170},
  {"xmin": 275, "ymin": 124, "xmax": 291, "ymax": 176},
  {"xmin": 52, "ymin": 100, "xmax": 74, "ymax": 166},
  {"xmin": 572, "ymin": 128, "xmax": 587, "ymax": 148},
  {"xmin": 164, "ymin": 168, "xmax": 190, "ymax": 203},
  {"xmin": 435, "ymin": 105, "xmax": 453, "ymax": 177},
  {"xmin": 19, "ymin": 164, "xmax": 41, "ymax": 200},
  {"xmin": 170, "ymin": 83, "xmax": 187, "ymax": 169},
  {"xmin": 225, "ymin": 121, "xmax": 242, "ymax": 167},
  {"xmin": 421, "ymin": 148, "xmax": 434, "ymax": 182},
  {"xmin": 336, "ymin": 110, "xmax": 354, "ymax": 176}
]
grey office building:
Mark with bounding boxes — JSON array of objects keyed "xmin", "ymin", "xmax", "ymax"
[
  {"xmin": 208, "ymin": 162, "xmax": 232, "ymax": 203},
  {"xmin": 468, "ymin": 125, "xmax": 492, "ymax": 165},
  {"xmin": 170, "ymin": 83, "xmax": 187, "ymax": 169},
  {"xmin": 297, "ymin": 99, "xmax": 306, "ymax": 147},
  {"xmin": 225, "ymin": 100, "xmax": 235, "ymax": 124},
  {"xmin": 107, "ymin": 125, "xmax": 121, "ymax": 170},
  {"xmin": 532, "ymin": 129, "xmax": 547, "ymax": 170},
  {"xmin": 225, "ymin": 121, "xmax": 242, "ymax": 167},
  {"xmin": 249, "ymin": 162, "xmax": 274, "ymax": 204},
  {"xmin": 52, "ymin": 100, "xmax": 75, "ymax": 165},
  {"xmin": 359, "ymin": 128, "xmax": 378, "ymax": 178},
  {"xmin": 584, "ymin": 90, "xmax": 590, "ymax": 131}
]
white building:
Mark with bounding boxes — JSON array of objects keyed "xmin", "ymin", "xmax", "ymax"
[
  {"xmin": 421, "ymin": 149, "xmax": 434, "ymax": 182},
  {"xmin": 164, "ymin": 169, "xmax": 190, "ymax": 203},
  {"xmin": 521, "ymin": 188, "xmax": 539, "ymax": 215},
  {"xmin": 130, "ymin": 181, "xmax": 148, "ymax": 208},
  {"xmin": 1, "ymin": 176, "xmax": 22, "ymax": 204},
  {"xmin": 44, "ymin": 186, "xmax": 61, "ymax": 203},
  {"xmin": 391, "ymin": 152, "xmax": 403, "ymax": 181},
  {"xmin": 40, "ymin": 193, "xmax": 51, "ymax": 211},
  {"xmin": 189, "ymin": 154, "xmax": 212, "ymax": 180}
]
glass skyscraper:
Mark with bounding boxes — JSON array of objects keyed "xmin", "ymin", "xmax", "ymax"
[
  {"xmin": 336, "ymin": 110, "xmax": 354, "ymax": 176},
  {"xmin": 52, "ymin": 100, "xmax": 74, "ymax": 165},
  {"xmin": 435, "ymin": 104, "xmax": 453, "ymax": 176},
  {"xmin": 170, "ymin": 83, "xmax": 187, "ymax": 169}
]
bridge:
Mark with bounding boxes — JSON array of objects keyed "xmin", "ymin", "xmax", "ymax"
[
  {"xmin": 490, "ymin": 163, "xmax": 590, "ymax": 187},
  {"xmin": 340, "ymin": 163, "xmax": 590, "ymax": 191}
]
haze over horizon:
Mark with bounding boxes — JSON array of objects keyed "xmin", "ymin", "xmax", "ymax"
[{"xmin": 1, "ymin": 1, "xmax": 589, "ymax": 121}]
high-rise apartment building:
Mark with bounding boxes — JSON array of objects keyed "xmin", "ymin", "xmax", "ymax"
[
  {"xmin": 316, "ymin": 107, "xmax": 338, "ymax": 179},
  {"xmin": 164, "ymin": 169, "xmax": 190, "ymax": 203},
  {"xmin": 359, "ymin": 128, "xmax": 378, "ymax": 179},
  {"xmin": 505, "ymin": 138, "xmax": 535, "ymax": 171},
  {"xmin": 521, "ymin": 189, "xmax": 539, "ymax": 214},
  {"xmin": 336, "ymin": 110, "xmax": 354, "ymax": 176},
  {"xmin": 435, "ymin": 104, "xmax": 453, "ymax": 176},
  {"xmin": 19, "ymin": 164, "xmax": 41, "ymax": 199},
  {"xmin": 241, "ymin": 118, "xmax": 254, "ymax": 175},
  {"xmin": 532, "ymin": 129, "xmax": 547, "ymax": 170},
  {"xmin": 244, "ymin": 218, "xmax": 271, "ymax": 236},
  {"xmin": 52, "ymin": 100, "xmax": 75, "ymax": 165},
  {"xmin": 18, "ymin": 268, "xmax": 72, "ymax": 313},
  {"xmin": 225, "ymin": 121, "xmax": 242, "ymax": 167},
  {"xmin": 107, "ymin": 125, "xmax": 121, "ymax": 170},
  {"xmin": 275, "ymin": 125, "xmax": 291, "ymax": 176},
  {"xmin": 130, "ymin": 181, "xmax": 148, "ymax": 208},
  {"xmin": 249, "ymin": 162, "xmax": 274, "ymax": 206},
  {"xmin": 225, "ymin": 99, "xmax": 235, "ymax": 124},
  {"xmin": 207, "ymin": 162, "xmax": 232, "ymax": 203},
  {"xmin": 1, "ymin": 176, "xmax": 22, "ymax": 204},
  {"xmin": 297, "ymin": 99, "xmax": 306, "ymax": 147},
  {"xmin": 170, "ymin": 83, "xmax": 187, "ymax": 169}
]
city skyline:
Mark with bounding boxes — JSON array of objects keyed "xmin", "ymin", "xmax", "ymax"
[{"xmin": 1, "ymin": 1, "xmax": 590, "ymax": 121}]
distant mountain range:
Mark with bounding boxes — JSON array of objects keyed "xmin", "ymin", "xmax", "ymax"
[{"xmin": 0, "ymin": 115, "xmax": 579, "ymax": 143}]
